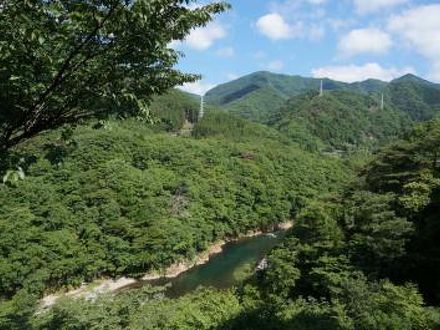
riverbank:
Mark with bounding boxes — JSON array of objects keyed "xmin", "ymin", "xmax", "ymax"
[{"xmin": 39, "ymin": 221, "xmax": 293, "ymax": 310}]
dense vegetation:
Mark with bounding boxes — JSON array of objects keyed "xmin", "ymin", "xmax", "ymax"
[
  {"xmin": 193, "ymin": 109, "xmax": 292, "ymax": 144},
  {"xmin": 149, "ymin": 90, "xmax": 199, "ymax": 132},
  {"xmin": 2, "ymin": 2, "xmax": 440, "ymax": 327},
  {"xmin": 0, "ymin": 103, "xmax": 350, "ymax": 328},
  {"xmin": 218, "ymin": 87, "xmax": 288, "ymax": 123},
  {"xmin": 205, "ymin": 71, "xmax": 391, "ymax": 124},
  {"xmin": 386, "ymin": 74, "xmax": 440, "ymax": 121},
  {"xmin": 230, "ymin": 118, "xmax": 440, "ymax": 329},
  {"xmin": 2, "ymin": 68, "xmax": 440, "ymax": 328},
  {"xmin": 8, "ymin": 119, "xmax": 438, "ymax": 329},
  {"xmin": 271, "ymin": 91, "xmax": 411, "ymax": 151}
]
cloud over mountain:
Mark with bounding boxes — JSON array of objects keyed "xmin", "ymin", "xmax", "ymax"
[
  {"xmin": 256, "ymin": 13, "xmax": 302, "ymax": 40},
  {"xmin": 312, "ymin": 63, "xmax": 415, "ymax": 82},
  {"xmin": 388, "ymin": 4, "xmax": 440, "ymax": 81},
  {"xmin": 339, "ymin": 28, "xmax": 392, "ymax": 57}
]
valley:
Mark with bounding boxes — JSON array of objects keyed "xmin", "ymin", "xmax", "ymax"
[
  {"xmin": 2, "ymin": 70, "xmax": 440, "ymax": 329},
  {"xmin": 1, "ymin": 1, "xmax": 440, "ymax": 328}
]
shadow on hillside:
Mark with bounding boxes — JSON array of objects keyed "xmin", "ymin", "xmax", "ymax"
[
  {"xmin": 215, "ymin": 308, "xmax": 341, "ymax": 330},
  {"xmin": 43, "ymin": 143, "xmax": 71, "ymax": 166},
  {"xmin": 0, "ymin": 149, "xmax": 37, "ymax": 176}
]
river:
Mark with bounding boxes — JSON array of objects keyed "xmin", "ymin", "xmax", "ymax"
[
  {"xmin": 119, "ymin": 232, "xmax": 284, "ymax": 297},
  {"xmin": 40, "ymin": 228, "xmax": 289, "ymax": 309}
]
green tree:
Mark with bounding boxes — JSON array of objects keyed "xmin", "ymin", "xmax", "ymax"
[
  {"xmin": 342, "ymin": 191, "xmax": 414, "ymax": 276},
  {"xmin": 0, "ymin": 0, "xmax": 229, "ymax": 149}
]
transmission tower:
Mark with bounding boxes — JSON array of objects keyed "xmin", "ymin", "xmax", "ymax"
[{"xmin": 199, "ymin": 95, "xmax": 205, "ymax": 120}]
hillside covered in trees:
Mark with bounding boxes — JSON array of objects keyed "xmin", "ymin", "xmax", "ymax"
[
  {"xmin": 2, "ymin": 1, "xmax": 440, "ymax": 329},
  {"xmin": 270, "ymin": 90, "xmax": 411, "ymax": 151},
  {"xmin": 2, "ymin": 73, "xmax": 440, "ymax": 329},
  {"xmin": 3, "ymin": 73, "xmax": 440, "ymax": 330},
  {"xmin": 11, "ymin": 118, "xmax": 440, "ymax": 330},
  {"xmin": 0, "ymin": 95, "xmax": 351, "ymax": 328},
  {"xmin": 205, "ymin": 72, "xmax": 440, "ymax": 135}
]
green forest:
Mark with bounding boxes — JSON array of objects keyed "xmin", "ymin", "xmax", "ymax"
[
  {"xmin": 12, "ymin": 115, "xmax": 439, "ymax": 330},
  {"xmin": 1, "ymin": 1, "xmax": 440, "ymax": 329}
]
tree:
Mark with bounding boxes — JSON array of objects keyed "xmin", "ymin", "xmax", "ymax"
[
  {"xmin": 0, "ymin": 0, "xmax": 229, "ymax": 149},
  {"xmin": 342, "ymin": 191, "xmax": 414, "ymax": 276}
]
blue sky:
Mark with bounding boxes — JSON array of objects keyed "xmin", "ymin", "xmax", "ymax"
[{"xmin": 175, "ymin": 0, "xmax": 440, "ymax": 95}]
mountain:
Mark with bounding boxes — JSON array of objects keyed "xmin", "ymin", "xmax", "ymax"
[
  {"xmin": 270, "ymin": 91, "xmax": 411, "ymax": 151},
  {"xmin": 386, "ymin": 74, "xmax": 440, "ymax": 121},
  {"xmin": 206, "ymin": 72, "xmax": 318, "ymax": 106},
  {"xmin": 205, "ymin": 72, "xmax": 388, "ymax": 122},
  {"xmin": 0, "ymin": 101, "xmax": 350, "ymax": 318},
  {"xmin": 206, "ymin": 71, "xmax": 440, "ymax": 125}
]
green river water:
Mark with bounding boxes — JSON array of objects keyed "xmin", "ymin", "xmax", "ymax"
[{"xmin": 124, "ymin": 232, "xmax": 284, "ymax": 297}]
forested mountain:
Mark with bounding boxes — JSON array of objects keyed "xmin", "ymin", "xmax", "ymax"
[
  {"xmin": 270, "ymin": 90, "xmax": 411, "ymax": 151},
  {"xmin": 203, "ymin": 71, "xmax": 440, "ymax": 152},
  {"xmin": 228, "ymin": 117, "xmax": 440, "ymax": 329},
  {"xmin": 23, "ymin": 118, "xmax": 440, "ymax": 330},
  {"xmin": 386, "ymin": 74, "xmax": 440, "ymax": 121},
  {"xmin": 0, "ymin": 101, "xmax": 350, "ymax": 327},
  {"xmin": 205, "ymin": 71, "xmax": 387, "ymax": 107},
  {"xmin": 205, "ymin": 71, "xmax": 388, "ymax": 122},
  {"xmin": 3, "ymin": 0, "xmax": 440, "ymax": 327},
  {"xmin": 2, "ymin": 85, "xmax": 440, "ymax": 329},
  {"xmin": 205, "ymin": 71, "xmax": 440, "ymax": 128}
]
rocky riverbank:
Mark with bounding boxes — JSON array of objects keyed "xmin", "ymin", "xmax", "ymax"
[{"xmin": 39, "ymin": 221, "xmax": 293, "ymax": 310}]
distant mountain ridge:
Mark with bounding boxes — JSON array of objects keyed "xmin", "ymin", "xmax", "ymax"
[
  {"xmin": 205, "ymin": 71, "xmax": 440, "ymax": 123},
  {"xmin": 205, "ymin": 71, "xmax": 388, "ymax": 106}
]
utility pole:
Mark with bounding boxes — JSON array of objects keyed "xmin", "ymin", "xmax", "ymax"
[{"xmin": 199, "ymin": 95, "xmax": 205, "ymax": 120}]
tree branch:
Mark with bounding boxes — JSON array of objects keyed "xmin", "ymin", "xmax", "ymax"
[{"xmin": 23, "ymin": 4, "xmax": 120, "ymax": 133}]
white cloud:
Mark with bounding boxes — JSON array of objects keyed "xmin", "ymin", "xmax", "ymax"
[
  {"xmin": 179, "ymin": 81, "xmax": 216, "ymax": 95},
  {"xmin": 256, "ymin": 13, "xmax": 302, "ymax": 40},
  {"xmin": 263, "ymin": 1, "xmax": 329, "ymax": 41},
  {"xmin": 312, "ymin": 63, "xmax": 415, "ymax": 82},
  {"xmin": 185, "ymin": 23, "xmax": 226, "ymax": 50},
  {"xmin": 267, "ymin": 60, "xmax": 285, "ymax": 71},
  {"xmin": 216, "ymin": 47, "xmax": 235, "ymax": 58},
  {"xmin": 339, "ymin": 28, "xmax": 392, "ymax": 57},
  {"xmin": 388, "ymin": 4, "xmax": 440, "ymax": 81},
  {"xmin": 354, "ymin": 0, "xmax": 407, "ymax": 14}
]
